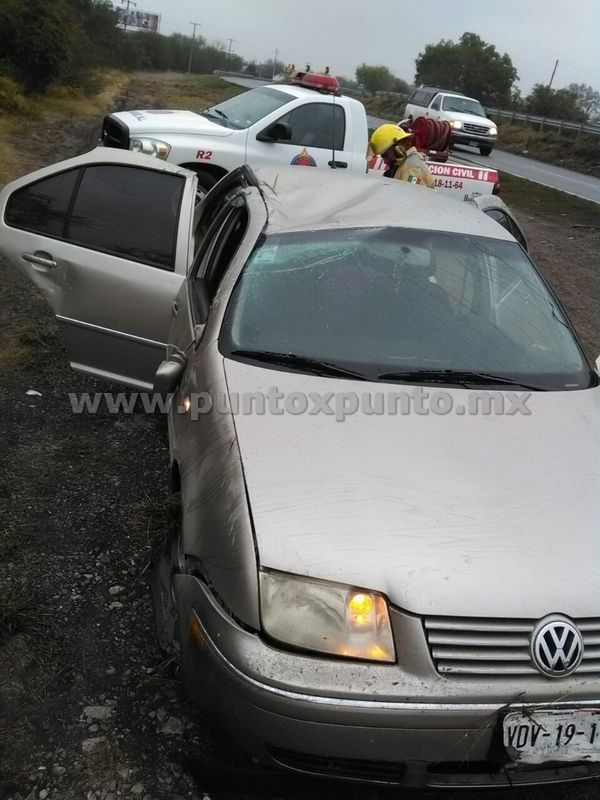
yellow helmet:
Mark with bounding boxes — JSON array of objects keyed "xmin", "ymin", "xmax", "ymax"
[{"xmin": 369, "ymin": 124, "xmax": 411, "ymax": 156}]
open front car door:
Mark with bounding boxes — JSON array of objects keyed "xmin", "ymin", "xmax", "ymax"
[{"xmin": 0, "ymin": 148, "xmax": 198, "ymax": 389}]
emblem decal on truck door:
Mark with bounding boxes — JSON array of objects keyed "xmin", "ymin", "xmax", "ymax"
[{"xmin": 291, "ymin": 148, "xmax": 316, "ymax": 167}]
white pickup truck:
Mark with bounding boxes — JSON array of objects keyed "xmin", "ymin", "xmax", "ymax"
[{"xmin": 101, "ymin": 71, "xmax": 499, "ymax": 202}]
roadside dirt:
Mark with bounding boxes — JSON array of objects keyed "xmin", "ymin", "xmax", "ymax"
[{"xmin": 1, "ymin": 74, "xmax": 599, "ymax": 800}]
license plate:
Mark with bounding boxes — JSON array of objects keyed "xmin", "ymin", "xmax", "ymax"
[{"xmin": 503, "ymin": 709, "xmax": 600, "ymax": 764}]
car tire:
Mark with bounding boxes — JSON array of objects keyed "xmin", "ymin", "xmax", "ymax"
[
  {"xmin": 479, "ymin": 145, "xmax": 493, "ymax": 156},
  {"xmin": 186, "ymin": 168, "xmax": 220, "ymax": 201},
  {"xmin": 150, "ymin": 490, "xmax": 183, "ymax": 655}
]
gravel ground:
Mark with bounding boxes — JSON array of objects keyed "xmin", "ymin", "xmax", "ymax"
[{"xmin": 1, "ymin": 74, "xmax": 600, "ymax": 800}]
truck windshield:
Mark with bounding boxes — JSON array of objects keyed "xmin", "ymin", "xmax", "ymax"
[
  {"xmin": 221, "ymin": 227, "xmax": 594, "ymax": 391},
  {"xmin": 442, "ymin": 97, "xmax": 486, "ymax": 116},
  {"xmin": 202, "ymin": 87, "xmax": 294, "ymax": 130}
]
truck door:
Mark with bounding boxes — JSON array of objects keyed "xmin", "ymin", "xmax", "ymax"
[{"xmin": 249, "ymin": 102, "xmax": 353, "ymax": 170}]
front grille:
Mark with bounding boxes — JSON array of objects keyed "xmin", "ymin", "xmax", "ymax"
[
  {"xmin": 424, "ymin": 616, "xmax": 600, "ymax": 677},
  {"xmin": 101, "ymin": 114, "xmax": 130, "ymax": 150},
  {"xmin": 463, "ymin": 123, "xmax": 492, "ymax": 136}
]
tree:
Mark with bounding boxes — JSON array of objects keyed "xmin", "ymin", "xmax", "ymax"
[
  {"xmin": 391, "ymin": 76, "xmax": 411, "ymax": 95},
  {"xmin": 567, "ymin": 83, "xmax": 600, "ymax": 121},
  {"xmin": 337, "ymin": 75, "xmax": 359, "ymax": 90},
  {"xmin": 526, "ymin": 84, "xmax": 586, "ymax": 122},
  {"xmin": 414, "ymin": 32, "xmax": 518, "ymax": 107},
  {"xmin": 355, "ymin": 64, "xmax": 394, "ymax": 95}
]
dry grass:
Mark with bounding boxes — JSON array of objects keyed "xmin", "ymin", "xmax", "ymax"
[
  {"xmin": 359, "ymin": 93, "xmax": 408, "ymax": 122},
  {"xmin": 497, "ymin": 122, "xmax": 600, "ymax": 177},
  {"xmin": 0, "ymin": 69, "xmax": 128, "ymax": 184},
  {"xmin": 133, "ymin": 72, "xmax": 245, "ymax": 110},
  {"xmin": 0, "ymin": 72, "xmax": 245, "ymax": 184},
  {"xmin": 500, "ymin": 172, "xmax": 600, "ymax": 225},
  {"xmin": 0, "ymin": 319, "xmax": 42, "ymax": 368}
]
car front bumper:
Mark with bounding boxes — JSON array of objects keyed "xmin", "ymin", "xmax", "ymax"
[
  {"xmin": 451, "ymin": 130, "xmax": 497, "ymax": 149},
  {"xmin": 174, "ymin": 575, "xmax": 600, "ymax": 789}
]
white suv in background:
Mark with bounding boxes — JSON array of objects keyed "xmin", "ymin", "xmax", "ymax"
[{"xmin": 404, "ymin": 88, "xmax": 497, "ymax": 156}]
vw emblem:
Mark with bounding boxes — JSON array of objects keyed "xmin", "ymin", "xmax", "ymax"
[{"xmin": 531, "ymin": 615, "xmax": 584, "ymax": 678}]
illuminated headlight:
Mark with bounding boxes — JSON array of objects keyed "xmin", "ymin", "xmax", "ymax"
[
  {"xmin": 451, "ymin": 120, "xmax": 463, "ymax": 130},
  {"xmin": 130, "ymin": 137, "xmax": 171, "ymax": 160},
  {"xmin": 489, "ymin": 126, "xmax": 498, "ymax": 136},
  {"xmin": 260, "ymin": 570, "xmax": 395, "ymax": 663}
]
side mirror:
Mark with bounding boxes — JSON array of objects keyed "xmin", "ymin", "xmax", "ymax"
[
  {"xmin": 257, "ymin": 121, "xmax": 292, "ymax": 143},
  {"xmin": 153, "ymin": 352, "xmax": 187, "ymax": 401}
]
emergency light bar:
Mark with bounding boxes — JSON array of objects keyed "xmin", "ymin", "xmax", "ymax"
[{"xmin": 290, "ymin": 70, "xmax": 341, "ymax": 95}]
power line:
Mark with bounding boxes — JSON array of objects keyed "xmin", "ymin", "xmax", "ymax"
[{"xmin": 188, "ymin": 21, "xmax": 202, "ymax": 74}]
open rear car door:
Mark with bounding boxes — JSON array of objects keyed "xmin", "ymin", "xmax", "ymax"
[{"xmin": 0, "ymin": 148, "xmax": 197, "ymax": 389}]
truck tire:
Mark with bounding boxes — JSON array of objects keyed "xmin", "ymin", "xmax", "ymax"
[
  {"xmin": 184, "ymin": 167, "xmax": 219, "ymax": 201},
  {"xmin": 479, "ymin": 145, "xmax": 493, "ymax": 156}
]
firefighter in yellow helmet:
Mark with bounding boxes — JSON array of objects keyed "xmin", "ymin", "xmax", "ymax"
[{"xmin": 369, "ymin": 124, "xmax": 435, "ymax": 188}]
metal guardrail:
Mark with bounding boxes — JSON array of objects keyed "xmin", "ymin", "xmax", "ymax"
[{"xmin": 487, "ymin": 108, "xmax": 600, "ymax": 138}]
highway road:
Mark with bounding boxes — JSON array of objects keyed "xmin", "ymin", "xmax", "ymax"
[{"xmin": 223, "ymin": 76, "xmax": 600, "ymax": 204}]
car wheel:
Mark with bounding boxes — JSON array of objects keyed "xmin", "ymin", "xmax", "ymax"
[
  {"xmin": 479, "ymin": 145, "xmax": 493, "ymax": 156},
  {"xmin": 186, "ymin": 168, "xmax": 219, "ymax": 202},
  {"xmin": 150, "ymin": 490, "xmax": 184, "ymax": 655}
]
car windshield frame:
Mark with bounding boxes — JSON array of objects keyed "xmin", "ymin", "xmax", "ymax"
[
  {"xmin": 201, "ymin": 86, "xmax": 295, "ymax": 130},
  {"xmin": 219, "ymin": 227, "xmax": 596, "ymax": 392},
  {"xmin": 442, "ymin": 96, "xmax": 486, "ymax": 116}
]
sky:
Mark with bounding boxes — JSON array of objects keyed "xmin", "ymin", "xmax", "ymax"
[{"xmin": 132, "ymin": 0, "xmax": 600, "ymax": 94}]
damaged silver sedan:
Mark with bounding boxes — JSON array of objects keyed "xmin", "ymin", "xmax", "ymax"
[{"xmin": 1, "ymin": 149, "xmax": 600, "ymax": 789}]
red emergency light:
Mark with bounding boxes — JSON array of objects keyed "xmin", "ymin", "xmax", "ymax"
[{"xmin": 290, "ymin": 70, "xmax": 341, "ymax": 95}]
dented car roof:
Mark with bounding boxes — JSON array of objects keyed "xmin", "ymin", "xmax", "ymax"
[{"xmin": 252, "ymin": 166, "xmax": 515, "ymax": 239}]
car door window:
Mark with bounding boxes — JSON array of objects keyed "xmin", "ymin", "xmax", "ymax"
[
  {"xmin": 204, "ymin": 209, "xmax": 248, "ymax": 298},
  {"xmin": 275, "ymin": 103, "xmax": 345, "ymax": 150},
  {"xmin": 485, "ymin": 208, "xmax": 511, "ymax": 231},
  {"xmin": 430, "ymin": 97, "xmax": 440, "ymax": 110},
  {"xmin": 485, "ymin": 208, "xmax": 528, "ymax": 251},
  {"xmin": 68, "ymin": 165, "xmax": 184, "ymax": 270},
  {"xmin": 5, "ymin": 168, "xmax": 80, "ymax": 238}
]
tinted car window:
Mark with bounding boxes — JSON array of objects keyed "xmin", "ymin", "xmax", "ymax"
[
  {"xmin": 485, "ymin": 209, "xmax": 528, "ymax": 250},
  {"xmin": 204, "ymin": 209, "xmax": 248, "ymax": 297},
  {"xmin": 5, "ymin": 169, "xmax": 79, "ymax": 238},
  {"xmin": 222, "ymin": 228, "xmax": 592, "ymax": 391},
  {"xmin": 69, "ymin": 165, "xmax": 184, "ymax": 270},
  {"xmin": 276, "ymin": 103, "xmax": 345, "ymax": 150},
  {"xmin": 485, "ymin": 208, "xmax": 511, "ymax": 231},
  {"xmin": 411, "ymin": 91, "xmax": 428, "ymax": 106},
  {"xmin": 431, "ymin": 97, "xmax": 441, "ymax": 110}
]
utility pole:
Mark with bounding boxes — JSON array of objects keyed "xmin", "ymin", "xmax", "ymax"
[
  {"xmin": 188, "ymin": 22, "xmax": 202, "ymax": 74},
  {"xmin": 120, "ymin": 0, "xmax": 137, "ymax": 32},
  {"xmin": 548, "ymin": 59, "xmax": 559, "ymax": 89},
  {"xmin": 272, "ymin": 48, "xmax": 279, "ymax": 80},
  {"xmin": 225, "ymin": 38, "xmax": 236, "ymax": 71}
]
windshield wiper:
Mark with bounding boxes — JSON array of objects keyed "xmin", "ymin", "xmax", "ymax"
[
  {"xmin": 377, "ymin": 369, "xmax": 545, "ymax": 391},
  {"xmin": 230, "ymin": 350, "xmax": 369, "ymax": 380},
  {"xmin": 200, "ymin": 109, "xmax": 229, "ymax": 124}
]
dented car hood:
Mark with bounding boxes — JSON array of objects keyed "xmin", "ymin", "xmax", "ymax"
[
  {"xmin": 111, "ymin": 109, "xmax": 235, "ymax": 137},
  {"xmin": 224, "ymin": 358, "xmax": 600, "ymax": 619}
]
